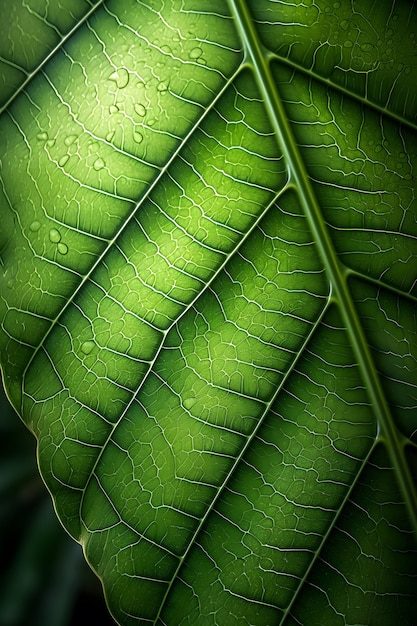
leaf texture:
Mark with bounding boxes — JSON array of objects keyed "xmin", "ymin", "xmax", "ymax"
[{"xmin": 1, "ymin": 1, "xmax": 417, "ymax": 625}]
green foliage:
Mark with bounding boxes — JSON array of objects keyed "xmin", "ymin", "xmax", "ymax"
[{"xmin": 1, "ymin": 1, "xmax": 416, "ymax": 625}]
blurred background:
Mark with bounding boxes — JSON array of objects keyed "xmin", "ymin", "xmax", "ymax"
[{"xmin": 0, "ymin": 377, "xmax": 116, "ymax": 626}]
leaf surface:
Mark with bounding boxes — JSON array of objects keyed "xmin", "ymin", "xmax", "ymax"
[{"xmin": 1, "ymin": 1, "xmax": 417, "ymax": 625}]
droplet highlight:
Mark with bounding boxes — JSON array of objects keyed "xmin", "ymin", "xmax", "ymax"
[
  {"xmin": 64, "ymin": 134, "xmax": 77, "ymax": 146},
  {"xmin": 189, "ymin": 47, "xmax": 202, "ymax": 59},
  {"xmin": 94, "ymin": 157, "xmax": 105, "ymax": 170},
  {"xmin": 109, "ymin": 68, "xmax": 129, "ymax": 89},
  {"xmin": 133, "ymin": 129, "xmax": 143, "ymax": 144},
  {"xmin": 81, "ymin": 341, "xmax": 95, "ymax": 355},
  {"xmin": 57, "ymin": 242, "xmax": 68, "ymax": 255},
  {"xmin": 29, "ymin": 221, "xmax": 41, "ymax": 233},
  {"xmin": 59, "ymin": 155, "xmax": 69, "ymax": 167},
  {"xmin": 184, "ymin": 397, "xmax": 196, "ymax": 410},
  {"xmin": 134, "ymin": 103, "xmax": 146, "ymax": 117},
  {"xmin": 49, "ymin": 228, "xmax": 61, "ymax": 243}
]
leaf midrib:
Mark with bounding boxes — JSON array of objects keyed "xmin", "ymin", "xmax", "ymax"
[{"xmin": 229, "ymin": 0, "xmax": 417, "ymax": 533}]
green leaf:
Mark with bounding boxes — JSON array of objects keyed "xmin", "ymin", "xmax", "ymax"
[{"xmin": 1, "ymin": 1, "xmax": 416, "ymax": 625}]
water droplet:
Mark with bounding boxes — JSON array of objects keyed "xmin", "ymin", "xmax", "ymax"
[
  {"xmin": 361, "ymin": 43, "xmax": 373, "ymax": 52},
  {"xmin": 106, "ymin": 130, "xmax": 115, "ymax": 142},
  {"xmin": 197, "ymin": 57, "xmax": 207, "ymax": 65},
  {"xmin": 29, "ymin": 221, "xmax": 41, "ymax": 232},
  {"xmin": 157, "ymin": 81, "xmax": 168, "ymax": 93},
  {"xmin": 184, "ymin": 397, "xmax": 196, "ymax": 410},
  {"xmin": 59, "ymin": 154, "xmax": 69, "ymax": 167},
  {"xmin": 37, "ymin": 132, "xmax": 48, "ymax": 141},
  {"xmin": 148, "ymin": 118, "xmax": 156, "ymax": 127},
  {"xmin": 134, "ymin": 103, "xmax": 146, "ymax": 117},
  {"xmin": 344, "ymin": 40, "xmax": 353, "ymax": 48},
  {"xmin": 94, "ymin": 157, "xmax": 105, "ymax": 170},
  {"xmin": 133, "ymin": 129, "xmax": 143, "ymax": 144},
  {"xmin": 189, "ymin": 46, "xmax": 202, "ymax": 59},
  {"xmin": 109, "ymin": 104, "xmax": 119, "ymax": 114},
  {"xmin": 81, "ymin": 340, "xmax": 95, "ymax": 355},
  {"xmin": 46, "ymin": 139, "xmax": 55, "ymax": 148},
  {"xmin": 49, "ymin": 228, "xmax": 61, "ymax": 243},
  {"xmin": 108, "ymin": 68, "xmax": 129, "ymax": 89},
  {"xmin": 161, "ymin": 44, "xmax": 172, "ymax": 54},
  {"xmin": 340, "ymin": 20, "xmax": 349, "ymax": 30},
  {"xmin": 64, "ymin": 134, "xmax": 77, "ymax": 146},
  {"xmin": 57, "ymin": 242, "xmax": 68, "ymax": 255}
]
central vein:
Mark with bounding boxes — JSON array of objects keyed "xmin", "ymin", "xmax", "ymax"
[{"xmin": 228, "ymin": 0, "xmax": 417, "ymax": 534}]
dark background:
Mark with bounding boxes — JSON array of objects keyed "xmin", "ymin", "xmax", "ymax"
[{"xmin": 0, "ymin": 376, "xmax": 116, "ymax": 626}]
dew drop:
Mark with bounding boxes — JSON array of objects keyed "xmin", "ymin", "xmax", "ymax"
[
  {"xmin": 340, "ymin": 19, "xmax": 349, "ymax": 30},
  {"xmin": 59, "ymin": 154, "xmax": 69, "ymax": 167},
  {"xmin": 343, "ymin": 40, "xmax": 353, "ymax": 48},
  {"xmin": 46, "ymin": 139, "xmax": 55, "ymax": 148},
  {"xmin": 184, "ymin": 397, "xmax": 196, "ymax": 410},
  {"xmin": 161, "ymin": 44, "xmax": 172, "ymax": 54},
  {"xmin": 64, "ymin": 134, "xmax": 77, "ymax": 146},
  {"xmin": 37, "ymin": 132, "xmax": 48, "ymax": 141},
  {"xmin": 29, "ymin": 221, "xmax": 41, "ymax": 232},
  {"xmin": 134, "ymin": 103, "xmax": 146, "ymax": 117},
  {"xmin": 94, "ymin": 157, "xmax": 105, "ymax": 170},
  {"xmin": 109, "ymin": 104, "xmax": 119, "ymax": 114},
  {"xmin": 361, "ymin": 43, "xmax": 373, "ymax": 52},
  {"xmin": 49, "ymin": 228, "xmax": 61, "ymax": 243},
  {"xmin": 157, "ymin": 81, "xmax": 168, "ymax": 93},
  {"xmin": 106, "ymin": 130, "xmax": 115, "ymax": 142},
  {"xmin": 88, "ymin": 141, "xmax": 99, "ymax": 153},
  {"xmin": 189, "ymin": 46, "xmax": 202, "ymax": 59},
  {"xmin": 57, "ymin": 242, "xmax": 68, "ymax": 255},
  {"xmin": 108, "ymin": 68, "xmax": 129, "ymax": 89},
  {"xmin": 133, "ymin": 129, "xmax": 143, "ymax": 144},
  {"xmin": 81, "ymin": 340, "xmax": 95, "ymax": 355}
]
